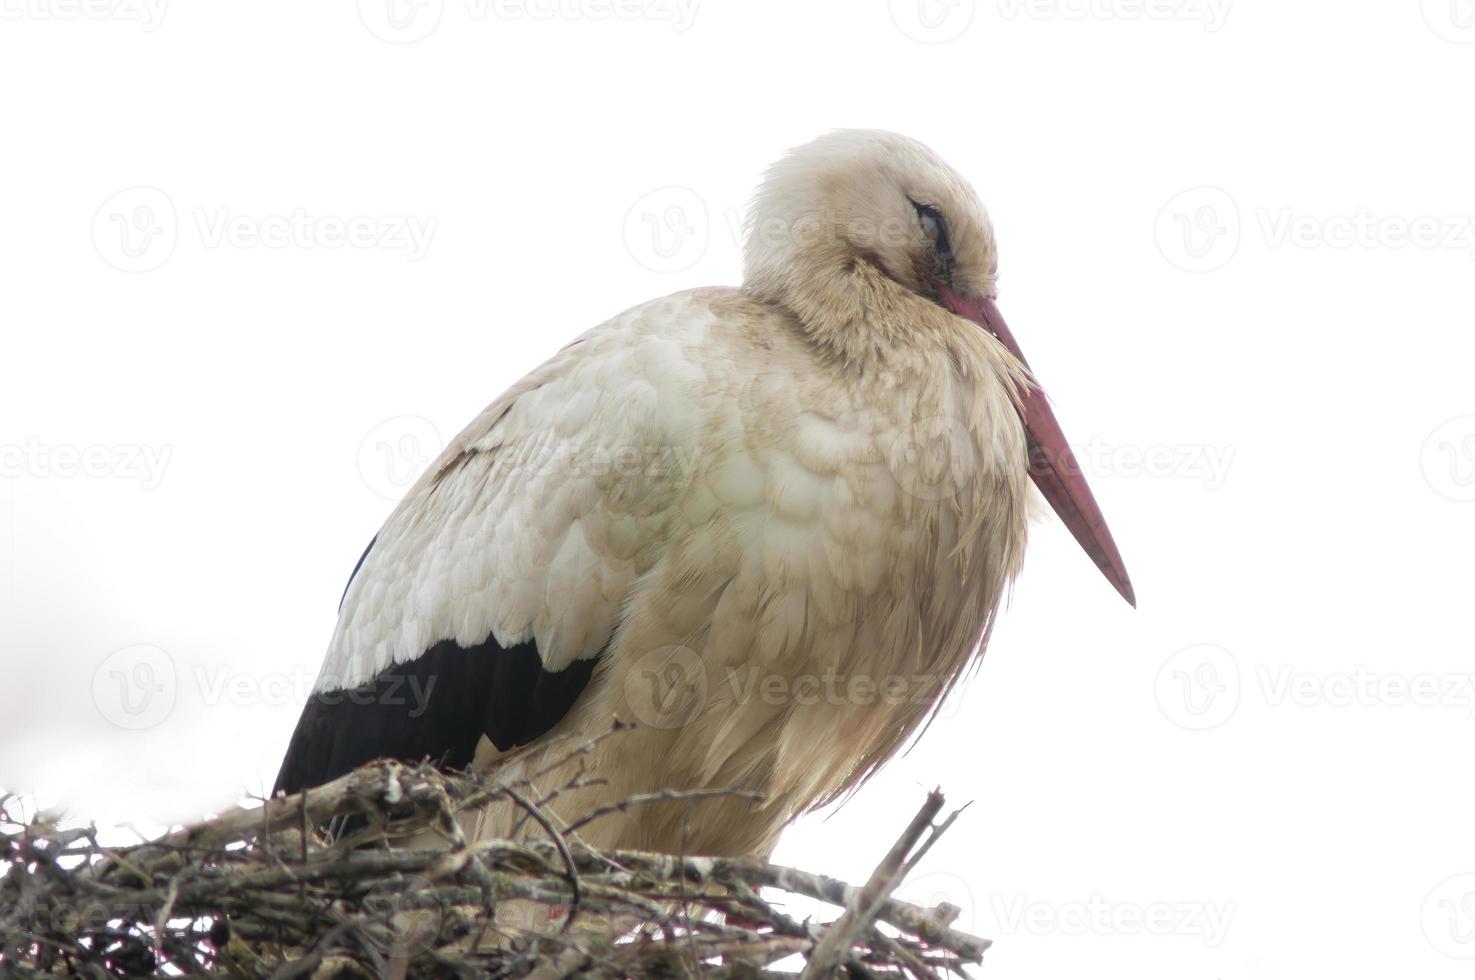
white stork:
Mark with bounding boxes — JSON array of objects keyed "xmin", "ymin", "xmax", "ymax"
[{"xmin": 275, "ymin": 129, "xmax": 1133, "ymax": 860}]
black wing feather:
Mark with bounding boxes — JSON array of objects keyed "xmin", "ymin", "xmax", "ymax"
[{"xmin": 274, "ymin": 540, "xmax": 600, "ymax": 797}]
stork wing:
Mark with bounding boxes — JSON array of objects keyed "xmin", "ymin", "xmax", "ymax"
[{"xmin": 274, "ymin": 306, "xmax": 701, "ymax": 796}]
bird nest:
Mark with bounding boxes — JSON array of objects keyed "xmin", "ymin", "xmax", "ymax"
[{"xmin": 0, "ymin": 725, "xmax": 989, "ymax": 977}]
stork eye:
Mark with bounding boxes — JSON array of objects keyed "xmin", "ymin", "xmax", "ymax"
[{"xmin": 911, "ymin": 200, "xmax": 953, "ymax": 266}]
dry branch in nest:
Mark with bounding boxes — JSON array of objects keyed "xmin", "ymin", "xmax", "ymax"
[{"xmin": 0, "ymin": 724, "xmax": 989, "ymax": 978}]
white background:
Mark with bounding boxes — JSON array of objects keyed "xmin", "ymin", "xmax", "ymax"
[{"xmin": 3, "ymin": 2, "xmax": 1474, "ymax": 977}]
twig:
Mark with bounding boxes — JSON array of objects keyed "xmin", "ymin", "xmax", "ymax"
[
  {"xmin": 800, "ymin": 789, "xmax": 946, "ymax": 978},
  {"xmin": 504, "ymin": 786, "xmax": 582, "ymax": 934}
]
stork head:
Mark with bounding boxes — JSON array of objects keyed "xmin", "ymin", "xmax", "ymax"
[
  {"xmin": 743, "ymin": 129, "xmax": 1000, "ymax": 334},
  {"xmin": 743, "ymin": 129, "xmax": 1135, "ymax": 606}
]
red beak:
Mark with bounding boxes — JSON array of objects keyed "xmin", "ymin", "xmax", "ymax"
[{"xmin": 942, "ymin": 290, "xmax": 1136, "ymax": 607}]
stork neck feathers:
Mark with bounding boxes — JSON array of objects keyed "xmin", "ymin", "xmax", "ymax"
[{"xmin": 744, "ymin": 243, "xmax": 956, "ymax": 366}]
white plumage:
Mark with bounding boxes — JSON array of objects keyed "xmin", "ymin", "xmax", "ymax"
[{"xmin": 279, "ymin": 129, "xmax": 1129, "ymax": 861}]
